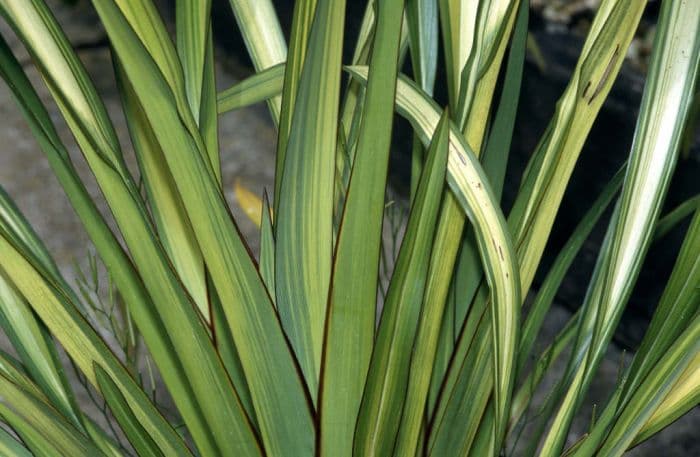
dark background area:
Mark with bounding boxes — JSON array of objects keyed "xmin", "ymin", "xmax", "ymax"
[{"xmin": 211, "ymin": 0, "xmax": 699, "ymax": 349}]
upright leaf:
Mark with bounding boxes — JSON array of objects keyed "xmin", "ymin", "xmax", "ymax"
[
  {"xmin": 632, "ymin": 348, "xmax": 700, "ymax": 447},
  {"xmin": 620, "ymin": 211, "xmax": 700, "ymax": 407},
  {"xmin": 199, "ymin": 31, "xmax": 221, "ymax": 182},
  {"xmin": 541, "ymin": 0, "xmax": 700, "ymax": 453},
  {"xmin": 0, "ymin": 190, "xmax": 80, "ymax": 427},
  {"xmin": 0, "ymin": 29, "xmax": 213, "ymax": 457},
  {"xmin": 318, "ymin": 0, "xmax": 405, "ymax": 453},
  {"xmin": 0, "ymin": 230, "xmax": 197, "ymax": 457},
  {"xmin": 516, "ymin": 166, "xmax": 625, "ymax": 377},
  {"xmin": 406, "ymin": 0, "xmax": 438, "ymax": 93},
  {"xmin": 348, "ymin": 67, "xmax": 521, "ymax": 456},
  {"xmin": 0, "ymin": 392, "xmax": 99, "ymax": 457},
  {"xmin": 259, "ymin": 193, "xmax": 276, "ymax": 302},
  {"xmin": 0, "ymin": 425, "xmax": 32, "ymax": 457},
  {"xmin": 406, "ymin": 0, "xmax": 439, "ymax": 201},
  {"xmin": 274, "ymin": 0, "xmax": 319, "ymax": 203},
  {"xmin": 95, "ymin": 365, "xmax": 192, "ymax": 457},
  {"xmin": 2, "ymin": 1, "xmax": 260, "ymax": 454},
  {"xmin": 227, "ymin": 0, "xmax": 287, "ymax": 121},
  {"xmin": 176, "ymin": 0, "xmax": 211, "ymax": 120},
  {"xmin": 176, "ymin": 0, "xmax": 221, "ymax": 181},
  {"xmin": 394, "ymin": 6, "xmax": 527, "ymax": 443},
  {"xmin": 508, "ymin": 0, "xmax": 645, "ymax": 294},
  {"xmin": 115, "ymin": 62, "xmax": 209, "ymax": 320},
  {"xmin": 354, "ymin": 111, "xmax": 450, "ymax": 457},
  {"xmin": 429, "ymin": 1, "xmax": 645, "ymax": 450},
  {"xmin": 275, "ymin": 0, "xmax": 346, "ymax": 396},
  {"xmin": 416, "ymin": 2, "xmax": 522, "ymax": 447},
  {"xmin": 595, "ymin": 314, "xmax": 699, "ymax": 457},
  {"xmin": 91, "ymin": 1, "xmax": 314, "ymax": 454},
  {"xmin": 334, "ymin": 1, "xmax": 377, "ymax": 214},
  {"xmin": 573, "ymin": 209, "xmax": 700, "ymax": 456},
  {"xmin": 434, "ymin": 0, "xmax": 528, "ymax": 394}
]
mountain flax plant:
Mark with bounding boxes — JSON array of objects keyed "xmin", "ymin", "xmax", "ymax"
[{"xmin": 0, "ymin": 0, "xmax": 698, "ymax": 455}]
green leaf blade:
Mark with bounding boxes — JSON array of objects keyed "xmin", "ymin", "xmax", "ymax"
[
  {"xmin": 90, "ymin": 1, "xmax": 315, "ymax": 454},
  {"xmin": 227, "ymin": 0, "xmax": 287, "ymax": 122},
  {"xmin": 218, "ymin": 63, "xmax": 286, "ymax": 114},
  {"xmin": 0, "ymin": 424, "xmax": 32, "ymax": 457},
  {"xmin": 540, "ymin": 0, "xmax": 700, "ymax": 453},
  {"xmin": 0, "ymin": 25, "xmax": 218, "ymax": 457},
  {"xmin": 275, "ymin": 0, "xmax": 347, "ymax": 397},
  {"xmin": 95, "ymin": 365, "xmax": 185, "ymax": 457},
  {"xmin": 319, "ymin": 0, "xmax": 405, "ymax": 454},
  {"xmin": 354, "ymin": 110, "xmax": 450, "ymax": 457},
  {"xmin": 274, "ymin": 0, "xmax": 319, "ymax": 202}
]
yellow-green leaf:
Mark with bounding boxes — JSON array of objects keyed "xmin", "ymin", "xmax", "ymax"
[
  {"xmin": 274, "ymin": 0, "xmax": 346, "ymax": 398},
  {"xmin": 227, "ymin": 0, "xmax": 287, "ymax": 122},
  {"xmin": 354, "ymin": 110, "xmax": 450, "ymax": 457},
  {"xmin": 319, "ymin": 0, "xmax": 405, "ymax": 454}
]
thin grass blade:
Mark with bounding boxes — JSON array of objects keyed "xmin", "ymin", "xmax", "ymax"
[{"xmin": 654, "ymin": 194, "xmax": 700, "ymax": 239}]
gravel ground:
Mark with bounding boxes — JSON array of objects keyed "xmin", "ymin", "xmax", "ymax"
[{"xmin": 0, "ymin": 1, "xmax": 696, "ymax": 455}]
